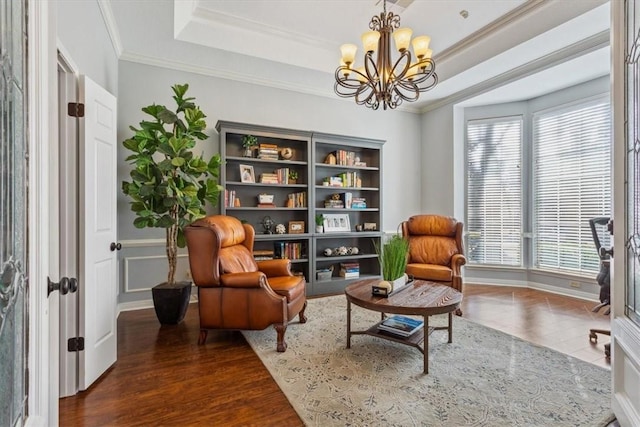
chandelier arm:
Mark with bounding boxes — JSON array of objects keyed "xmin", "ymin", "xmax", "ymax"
[{"xmin": 389, "ymin": 50, "xmax": 412, "ymax": 81}]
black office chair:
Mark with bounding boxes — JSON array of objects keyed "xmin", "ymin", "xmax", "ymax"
[{"xmin": 588, "ymin": 216, "xmax": 611, "ymax": 360}]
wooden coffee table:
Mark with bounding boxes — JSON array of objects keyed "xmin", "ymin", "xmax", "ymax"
[{"xmin": 344, "ymin": 279, "xmax": 462, "ymax": 374}]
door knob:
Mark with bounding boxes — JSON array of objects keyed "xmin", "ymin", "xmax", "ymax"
[
  {"xmin": 110, "ymin": 242, "xmax": 122, "ymax": 251},
  {"xmin": 47, "ymin": 276, "xmax": 78, "ymax": 296}
]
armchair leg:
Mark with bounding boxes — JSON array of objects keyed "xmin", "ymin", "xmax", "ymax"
[
  {"xmin": 198, "ymin": 329, "xmax": 208, "ymax": 345},
  {"xmin": 299, "ymin": 301, "xmax": 308, "ymax": 324},
  {"xmin": 274, "ymin": 324, "xmax": 288, "ymax": 352}
]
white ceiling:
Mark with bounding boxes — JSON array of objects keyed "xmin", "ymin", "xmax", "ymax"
[{"xmin": 107, "ymin": 0, "xmax": 611, "ymax": 112}]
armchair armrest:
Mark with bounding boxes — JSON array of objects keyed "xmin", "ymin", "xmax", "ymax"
[
  {"xmin": 451, "ymin": 254, "xmax": 467, "ymax": 276},
  {"xmin": 220, "ymin": 271, "xmax": 267, "ymax": 288},
  {"xmin": 256, "ymin": 259, "xmax": 292, "ymax": 277}
]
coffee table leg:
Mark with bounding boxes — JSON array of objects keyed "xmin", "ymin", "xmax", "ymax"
[
  {"xmin": 448, "ymin": 311, "xmax": 453, "ymax": 343},
  {"xmin": 424, "ymin": 316, "xmax": 429, "ymax": 374},
  {"xmin": 346, "ymin": 299, "xmax": 352, "ymax": 349}
]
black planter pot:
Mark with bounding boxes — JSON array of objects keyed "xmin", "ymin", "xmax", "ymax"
[{"xmin": 151, "ymin": 281, "xmax": 192, "ymax": 325}]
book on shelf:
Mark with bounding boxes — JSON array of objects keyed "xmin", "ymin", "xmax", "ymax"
[
  {"xmin": 339, "ymin": 261, "xmax": 359, "ymax": 278},
  {"xmin": 351, "ymin": 197, "xmax": 367, "ymax": 209},
  {"xmin": 257, "ymin": 203, "xmax": 276, "ymax": 208},
  {"xmin": 253, "ymin": 249, "xmax": 275, "ymax": 261},
  {"xmin": 377, "ymin": 315, "xmax": 424, "ymax": 337}
]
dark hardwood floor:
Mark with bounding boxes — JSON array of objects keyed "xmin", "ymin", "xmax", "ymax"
[{"xmin": 59, "ymin": 284, "xmax": 611, "ymax": 426}]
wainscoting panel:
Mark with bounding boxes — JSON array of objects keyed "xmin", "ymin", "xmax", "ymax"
[{"xmin": 124, "ymin": 254, "xmax": 190, "ymax": 293}]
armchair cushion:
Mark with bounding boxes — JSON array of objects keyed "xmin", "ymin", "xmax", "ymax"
[{"xmin": 406, "ymin": 263, "xmax": 453, "ymax": 282}]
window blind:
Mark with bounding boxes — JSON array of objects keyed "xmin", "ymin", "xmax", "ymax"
[
  {"xmin": 533, "ymin": 98, "xmax": 611, "ymax": 275},
  {"xmin": 466, "ymin": 117, "xmax": 523, "ymax": 266}
]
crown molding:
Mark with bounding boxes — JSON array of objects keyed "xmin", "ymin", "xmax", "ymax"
[
  {"xmin": 434, "ymin": 0, "xmax": 547, "ymax": 64},
  {"xmin": 190, "ymin": 4, "xmax": 334, "ymax": 51},
  {"xmin": 97, "ymin": 0, "xmax": 123, "ymax": 57},
  {"xmin": 118, "ymin": 50, "xmax": 422, "ymax": 114},
  {"xmin": 421, "ymin": 30, "xmax": 610, "ymax": 113}
]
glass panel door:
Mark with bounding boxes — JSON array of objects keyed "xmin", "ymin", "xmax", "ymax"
[
  {"xmin": 0, "ymin": 0, "xmax": 28, "ymax": 425},
  {"xmin": 626, "ymin": 0, "xmax": 640, "ymax": 326}
]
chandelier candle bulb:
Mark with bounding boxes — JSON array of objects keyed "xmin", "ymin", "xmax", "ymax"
[
  {"xmin": 340, "ymin": 44, "xmax": 357, "ymax": 65},
  {"xmin": 362, "ymin": 31, "xmax": 381, "ymax": 53},
  {"xmin": 412, "ymin": 35, "xmax": 431, "ymax": 58},
  {"xmin": 393, "ymin": 27, "xmax": 413, "ymax": 51}
]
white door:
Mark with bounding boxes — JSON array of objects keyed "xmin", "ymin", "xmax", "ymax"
[
  {"xmin": 78, "ymin": 75, "xmax": 118, "ymax": 390},
  {"xmin": 611, "ymin": 1, "xmax": 640, "ymax": 426}
]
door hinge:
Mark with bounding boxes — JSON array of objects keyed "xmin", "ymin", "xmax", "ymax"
[
  {"xmin": 67, "ymin": 102, "xmax": 85, "ymax": 117},
  {"xmin": 68, "ymin": 337, "xmax": 85, "ymax": 352}
]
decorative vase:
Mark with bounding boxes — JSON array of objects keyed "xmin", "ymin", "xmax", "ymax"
[
  {"xmin": 243, "ymin": 147, "xmax": 253, "ymax": 157},
  {"xmin": 151, "ymin": 281, "xmax": 192, "ymax": 325},
  {"xmin": 316, "ymin": 225, "xmax": 323, "ymax": 233}
]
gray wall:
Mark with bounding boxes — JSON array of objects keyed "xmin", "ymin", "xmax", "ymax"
[
  {"xmin": 56, "ymin": 1, "xmax": 118, "ymax": 95},
  {"xmin": 421, "ymin": 76, "xmax": 610, "ymax": 299},
  {"xmin": 117, "ymin": 60, "xmax": 423, "ymax": 306}
]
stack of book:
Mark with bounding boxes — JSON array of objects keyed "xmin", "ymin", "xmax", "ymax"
[
  {"xmin": 324, "ymin": 198, "xmax": 344, "ymax": 208},
  {"xmin": 378, "ymin": 315, "xmax": 424, "ymax": 337},
  {"xmin": 351, "ymin": 197, "xmax": 367, "ymax": 209},
  {"xmin": 339, "ymin": 262, "xmax": 359, "ymax": 278},
  {"xmin": 253, "ymin": 250, "xmax": 274, "ymax": 261},
  {"xmin": 260, "ymin": 172, "xmax": 279, "ymax": 184},
  {"xmin": 258, "ymin": 143, "xmax": 279, "ymax": 160}
]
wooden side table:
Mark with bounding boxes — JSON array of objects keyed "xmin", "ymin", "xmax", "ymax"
[{"xmin": 344, "ymin": 279, "xmax": 462, "ymax": 374}]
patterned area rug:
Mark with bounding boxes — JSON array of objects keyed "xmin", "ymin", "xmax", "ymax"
[{"xmin": 243, "ymin": 295, "xmax": 614, "ymax": 427}]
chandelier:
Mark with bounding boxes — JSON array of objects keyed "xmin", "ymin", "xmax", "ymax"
[{"xmin": 334, "ymin": 0, "xmax": 438, "ymax": 110}]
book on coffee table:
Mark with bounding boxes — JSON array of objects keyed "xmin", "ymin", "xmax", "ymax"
[{"xmin": 377, "ymin": 315, "xmax": 424, "ymax": 337}]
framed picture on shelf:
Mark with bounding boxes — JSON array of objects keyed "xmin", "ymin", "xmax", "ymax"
[
  {"xmin": 323, "ymin": 214, "xmax": 351, "ymax": 233},
  {"xmin": 239, "ymin": 164, "xmax": 255, "ymax": 183},
  {"xmin": 288, "ymin": 221, "xmax": 305, "ymax": 234},
  {"xmin": 363, "ymin": 222, "xmax": 377, "ymax": 231}
]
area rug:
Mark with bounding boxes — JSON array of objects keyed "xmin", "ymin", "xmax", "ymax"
[{"xmin": 242, "ymin": 295, "xmax": 614, "ymax": 427}]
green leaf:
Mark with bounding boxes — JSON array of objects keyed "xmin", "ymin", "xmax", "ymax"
[
  {"xmin": 141, "ymin": 104, "xmax": 165, "ymax": 118},
  {"xmin": 177, "ymin": 230, "xmax": 186, "ymax": 248},
  {"xmin": 172, "ymin": 84, "xmax": 188, "ymax": 99},
  {"xmin": 139, "ymin": 185, "xmax": 155, "ymax": 197},
  {"xmin": 157, "ymin": 108, "xmax": 178, "ymax": 124},
  {"xmin": 130, "ymin": 169, "xmax": 149, "ymax": 182},
  {"xmin": 157, "ymin": 215, "xmax": 175, "ymax": 228},
  {"xmin": 130, "ymin": 202, "xmax": 146, "ymax": 212},
  {"xmin": 171, "ymin": 157, "xmax": 185, "ymax": 167},
  {"xmin": 122, "ymin": 138, "xmax": 140, "ymax": 153},
  {"xmin": 133, "ymin": 217, "xmax": 150, "ymax": 228}
]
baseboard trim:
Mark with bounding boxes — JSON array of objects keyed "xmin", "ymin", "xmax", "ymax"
[
  {"xmin": 465, "ymin": 279, "xmax": 599, "ymax": 302},
  {"xmin": 117, "ymin": 294, "xmax": 199, "ymax": 316}
]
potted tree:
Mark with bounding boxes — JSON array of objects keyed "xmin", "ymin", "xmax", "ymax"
[
  {"xmin": 374, "ymin": 234, "xmax": 410, "ymax": 295},
  {"xmin": 121, "ymin": 83, "xmax": 223, "ymax": 324}
]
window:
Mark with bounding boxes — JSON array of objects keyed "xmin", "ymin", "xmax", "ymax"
[
  {"xmin": 533, "ymin": 98, "xmax": 611, "ymax": 275},
  {"xmin": 466, "ymin": 117, "xmax": 523, "ymax": 266}
]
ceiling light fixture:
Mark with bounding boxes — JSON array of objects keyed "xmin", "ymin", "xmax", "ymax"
[{"xmin": 334, "ymin": 0, "xmax": 438, "ymax": 110}]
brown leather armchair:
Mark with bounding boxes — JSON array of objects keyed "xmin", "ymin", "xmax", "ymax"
[
  {"xmin": 184, "ymin": 215, "xmax": 307, "ymax": 352},
  {"xmin": 401, "ymin": 215, "xmax": 466, "ymax": 314}
]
